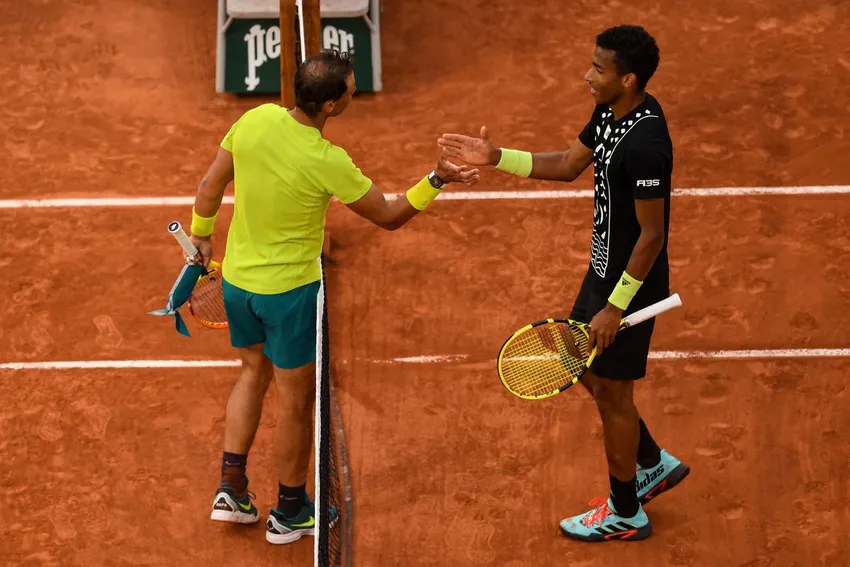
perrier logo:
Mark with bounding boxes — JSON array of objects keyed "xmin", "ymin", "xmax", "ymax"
[
  {"xmin": 323, "ymin": 26, "xmax": 355, "ymax": 55},
  {"xmin": 242, "ymin": 23, "xmax": 357, "ymax": 92},
  {"xmin": 244, "ymin": 24, "xmax": 282, "ymax": 92}
]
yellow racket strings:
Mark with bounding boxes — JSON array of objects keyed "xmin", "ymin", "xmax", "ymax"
[
  {"xmin": 501, "ymin": 323, "xmax": 589, "ymax": 397},
  {"xmin": 190, "ymin": 273, "xmax": 228, "ymax": 324}
]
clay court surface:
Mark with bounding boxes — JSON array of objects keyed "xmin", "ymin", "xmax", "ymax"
[{"xmin": 2, "ymin": 0, "xmax": 849, "ymax": 566}]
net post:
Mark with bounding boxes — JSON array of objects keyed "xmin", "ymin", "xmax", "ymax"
[
  {"xmin": 302, "ymin": 0, "xmax": 329, "ymax": 257},
  {"xmin": 302, "ymin": 0, "xmax": 322, "ymax": 57},
  {"xmin": 279, "ymin": 0, "xmax": 297, "ymax": 108}
]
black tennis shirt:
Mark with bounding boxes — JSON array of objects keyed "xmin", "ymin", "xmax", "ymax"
[{"xmin": 576, "ymin": 93, "xmax": 673, "ymax": 309}]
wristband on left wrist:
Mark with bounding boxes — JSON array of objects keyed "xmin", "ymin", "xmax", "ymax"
[
  {"xmin": 608, "ymin": 271, "xmax": 643, "ymax": 310},
  {"xmin": 191, "ymin": 207, "xmax": 218, "ymax": 237}
]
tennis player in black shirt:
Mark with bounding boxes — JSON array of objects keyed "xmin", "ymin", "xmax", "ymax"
[{"xmin": 439, "ymin": 25, "xmax": 689, "ymax": 541}]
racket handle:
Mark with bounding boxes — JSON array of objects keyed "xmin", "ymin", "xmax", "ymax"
[
  {"xmin": 622, "ymin": 293, "xmax": 683, "ymax": 328},
  {"xmin": 167, "ymin": 221, "xmax": 199, "ymax": 258}
]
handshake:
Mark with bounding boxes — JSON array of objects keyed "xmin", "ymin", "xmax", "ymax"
[{"xmin": 431, "ymin": 126, "xmax": 502, "ymax": 187}]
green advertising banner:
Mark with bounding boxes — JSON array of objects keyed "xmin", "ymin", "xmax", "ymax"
[{"xmin": 225, "ymin": 17, "xmax": 373, "ymax": 94}]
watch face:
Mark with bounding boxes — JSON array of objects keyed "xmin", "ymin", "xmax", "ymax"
[{"xmin": 430, "ymin": 174, "xmax": 444, "ymax": 188}]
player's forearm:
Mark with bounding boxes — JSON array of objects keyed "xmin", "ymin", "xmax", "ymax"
[
  {"xmin": 493, "ymin": 148, "xmax": 582, "ymax": 182},
  {"xmin": 346, "ymin": 176, "xmax": 445, "ymax": 231},
  {"xmin": 624, "ymin": 230, "xmax": 664, "ymax": 282},
  {"xmin": 193, "ymin": 176, "xmax": 227, "ymax": 217},
  {"xmin": 528, "ymin": 151, "xmax": 581, "ymax": 182},
  {"xmin": 383, "ymin": 173, "xmax": 452, "ymax": 230},
  {"xmin": 190, "ymin": 176, "xmax": 229, "ymax": 237},
  {"xmin": 607, "ymin": 230, "xmax": 664, "ymax": 311},
  {"xmin": 378, "ymin": 195, "xmax": 421, "ymax": 231},
  {"xmin": 193, "ymin": 148, "xmax": 234, "ymax": 224}
]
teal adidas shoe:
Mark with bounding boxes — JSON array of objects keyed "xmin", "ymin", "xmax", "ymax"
[
  {"xmin": 637, "ymin": 449, "xmax": 690, "ymax": 505},
  {"xmin": 560, "ymin": 497, "xmax": 652, "ymax": 542}
]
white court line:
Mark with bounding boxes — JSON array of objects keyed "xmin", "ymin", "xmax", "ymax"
[
  {"xmin": 384, "ymin": 355, "xmax": 470, "ymax": 363},
  {"xmin": 0, "ymin": 360, "xmax": 241, "ymax": 370},
  {"xmin": 1, "ymin": 348, "xmax": 848, "ymax": 370},
  {"xmin": 442, "ymin": 185, "xmax": 850, "ymax": 200},
  {"xmin": 649, "ymin": 348, "xmax": 850, "ymax": 360},
  {"xmin": 0, "ymin": 185, "xmax": 848, "ymax": 208},
  {"xmin": 0, "ymin": 196, "xmax": 235, "ymax": 209}
]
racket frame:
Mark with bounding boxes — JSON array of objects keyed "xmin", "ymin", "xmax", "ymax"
[
  {"xmin": 167, "ymin": 221, "xmax": 229, "ymax": 330},
  {"xmin": 187, "ymin": 260, "xmax": 228, "ymax": 329},
  {"xmin": 497, "ymin": 318, "xmax": 591, "ymax": 400},
  {"xmin": 497, "ymin": 293, "xmax": 683, "ymax": 400}
]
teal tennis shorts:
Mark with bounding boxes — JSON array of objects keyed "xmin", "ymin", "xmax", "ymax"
[{"xmin": 222, "ymin": 278, "xmax": 320, "ymax": 369}]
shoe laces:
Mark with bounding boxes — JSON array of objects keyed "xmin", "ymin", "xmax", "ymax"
[{"xmin": 580, "ymin": 497, "xmax": 612, "ymax": 527}]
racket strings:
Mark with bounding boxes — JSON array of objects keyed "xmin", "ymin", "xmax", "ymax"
[
  {"xmin": 188, "ymin": 270, "xmax": 228, "ymax": 326},
  {"xmin": 500, "ymin": 322, "xmax": 589, "ymax": 397}
]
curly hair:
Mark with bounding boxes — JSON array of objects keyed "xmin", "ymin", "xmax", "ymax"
[{"xmin": 596, "ymin": 25, "xmax": 660, "ymax": 90}]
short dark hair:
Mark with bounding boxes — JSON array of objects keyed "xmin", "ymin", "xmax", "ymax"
[
  {"xmin": 596, "ymin": 25, "xmax": 660, "ymax": 90},
  {"xmin": 294, "ymin": 50, "xmax": 354, "ymax": 117}
]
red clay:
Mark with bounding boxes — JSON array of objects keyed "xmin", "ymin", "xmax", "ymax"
[{"xmin": 2, "ymin": 0, "xmax": 849, "ymax": 565}]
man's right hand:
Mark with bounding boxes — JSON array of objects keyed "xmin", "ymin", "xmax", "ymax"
[
  {"xmin": 438, "ymin": 126, "xmax": 501, "ymax": 167},
  {"xmin": 435, "ymin": 149, "xmax": 481, "ymax": 186}
]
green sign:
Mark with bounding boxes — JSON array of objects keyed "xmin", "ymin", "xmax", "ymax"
[{"xmin": 225, "ymin": 17, "xmax": 374, "ymax": 94}]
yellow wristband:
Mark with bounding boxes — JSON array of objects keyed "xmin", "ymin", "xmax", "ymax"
[
  {"xmin": 608, "ymin": 271, "xmax": 643, "ymax": 310},
  {"xmin": 405, "ymin": 176, "xmax": 441, "ymax": 211},
  {"xmin": 190, "ymin": 207, "xmax": 218, "ymax": 237},
  {"xmin": 495, "ymin": 148, "xmax": 533, "ymax": 177}
]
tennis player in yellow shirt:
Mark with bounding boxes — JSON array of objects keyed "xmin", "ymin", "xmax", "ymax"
[{"xmin": 185, "ymin": 50, "xmax": 478, "ymax": 545}]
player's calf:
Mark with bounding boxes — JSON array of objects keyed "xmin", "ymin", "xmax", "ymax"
[{"xmin": 591, "ymin": 380, "xmax": 640, "ymax": 477}]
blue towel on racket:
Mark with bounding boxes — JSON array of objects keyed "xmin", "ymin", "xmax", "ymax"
[{"xmin": 147, "ymin": 261, "xmax": 205, "ymax": 337}]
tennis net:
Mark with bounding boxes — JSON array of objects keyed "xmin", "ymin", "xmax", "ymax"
[{"xmin": 315, "ymin": 257, "xmax": 352, "ymax": 567}]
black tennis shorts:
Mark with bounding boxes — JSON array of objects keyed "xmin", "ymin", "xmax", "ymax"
[{"xmin": 569, "ymin": 272, "xmax": 658, "ymax": 381}]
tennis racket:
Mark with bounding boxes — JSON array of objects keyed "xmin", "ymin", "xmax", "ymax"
[
  {"xmin": 167, "ymin": 221, "xmax": 229, "ymax": 330},
  {"xmin": 497, "ymin": 293, "xmax": 683, "ymax": 400}
]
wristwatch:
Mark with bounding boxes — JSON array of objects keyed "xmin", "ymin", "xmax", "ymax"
[{"xmin": 428, "ymin": 171, "xmax": 445, "ymax": 189}]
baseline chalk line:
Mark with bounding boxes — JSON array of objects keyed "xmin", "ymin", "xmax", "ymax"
[
  {"xmin": 1, "ymin": 348, "xmax": 847, "ymax": 370},
  {"xmin": 1, "ymin": 185, "xmax": 847, "ymax": 208}
]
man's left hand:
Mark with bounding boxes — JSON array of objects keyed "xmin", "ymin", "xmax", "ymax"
[{"xmin": 588, "ymin": 303, "xmax": 624, "ymax": 356}]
